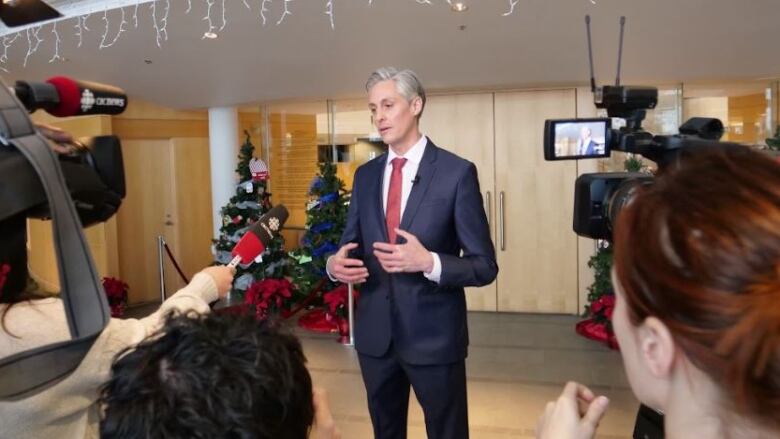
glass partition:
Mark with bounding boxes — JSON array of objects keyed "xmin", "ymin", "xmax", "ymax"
[{"xmin": 683, "ymin": 81, "xmax": 775, "ymax": 145}]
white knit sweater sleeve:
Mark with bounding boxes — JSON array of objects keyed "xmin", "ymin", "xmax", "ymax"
[{"xmin": 0, "ymin": 271, "xmax": 219, "ymax": 439}]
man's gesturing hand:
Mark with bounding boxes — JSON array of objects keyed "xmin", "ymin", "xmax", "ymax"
[
  {"xmin": 327, "ymin": 242, "xmax": 369, "ymax": 284},
  {"xmin": 373, "ymin": 229, "xmax": 434, "ymax": 274}
]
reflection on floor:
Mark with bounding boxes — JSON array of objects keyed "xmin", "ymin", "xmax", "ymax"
[
  {"xmin": 293, "ymin": 312, "xmax": 638, "ymax": 439},
  {"xmin": 124, "ymin": 305, "xmax": 639, "ymax": 438}
]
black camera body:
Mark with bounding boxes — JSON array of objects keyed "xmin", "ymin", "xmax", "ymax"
[
  {"xmin": 544, "ymin": 84, "xmax": 737, "ymax": 241},
  {"xmin": 0, "ymin": 85, "xmax": 126, "ymax": 297}
]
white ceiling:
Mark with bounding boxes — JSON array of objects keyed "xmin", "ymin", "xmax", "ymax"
[{"xmin": 2, "ymin": 0, "xmax": 779, "ymax": 109}]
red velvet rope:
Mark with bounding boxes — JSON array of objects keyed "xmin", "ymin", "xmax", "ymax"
[{"xmin": 161, "ymin": 241, "xmax": 190, "ymax": 284}]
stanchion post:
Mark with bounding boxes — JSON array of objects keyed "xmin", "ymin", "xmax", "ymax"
[
  {"xmin": 157, "ymin": 235, "xmax": 166, "ymax": 302},
  {"xmin": 346, "ymin": 282, "xmax": 355, "ymax": 347}
]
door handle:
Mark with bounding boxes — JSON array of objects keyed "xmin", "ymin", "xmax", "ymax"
[
  {"xmin": 499, "ymin": 191, "xmax": 505, "ymax": 251},
  {"xmin": 485, "ymin": 191, "xmax": 492, "ymax": 231}
]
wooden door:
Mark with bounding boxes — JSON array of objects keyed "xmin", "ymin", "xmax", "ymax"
[
  {"xmin": 117, "ymin": 140, "xmax": 184, "ymax": 304},
  {"xmin": 494, "ymin": 89, "xmax": 579, "ymax": 313},
  {"xmin": 171, "ymin": 138, "xmax": 215, "ymax": 283},
  {"xmin": 420, "ymin": 93, "xmax": 497, "ymax": 311}
]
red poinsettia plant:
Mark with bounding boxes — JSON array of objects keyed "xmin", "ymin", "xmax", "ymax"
[
  {"xmin": 575, "ymin": 242, "xmax": 619, "ymax": 350},
  {"xmin": 576, "ymin": 293, "xmax": 618, "ymax": 350},
  {"xmin": 102, "ymin": 276, "xmax": 129, "ymax": 318},
  {"xmin": 322, "ymin": 283, "xmax": 360, "ymax": 320},
  {"xmin": 244, "ymin": 277, "xmax": 296, "ymax": 320}
]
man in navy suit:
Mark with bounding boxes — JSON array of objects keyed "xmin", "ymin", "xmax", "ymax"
[
  {"xmin": 577, "ymin": 126, "xmax": 597, "ymax": 156},
  {"xmin": 327, "ymin": 67, "xmax": 498, "ymax": 439}
]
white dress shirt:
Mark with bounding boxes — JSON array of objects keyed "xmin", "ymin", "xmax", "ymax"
[
  {"xmin": 383, "ymin": 135, "xmax": 442, "ymax": 283},
  {"xmin": 326, "ymin": 135, "xmax": 442, "ymax": 284}
]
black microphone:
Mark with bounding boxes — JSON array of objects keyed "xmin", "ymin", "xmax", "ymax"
[
  {"xmin": 14, "ymin": 76, "xmax": 127, "ymax": 117},
  {"xmin": 412, "ymin": 175, "xmax": 420, "ymax": 184}
]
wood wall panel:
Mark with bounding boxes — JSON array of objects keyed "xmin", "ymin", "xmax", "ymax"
[
  {"xmin": 420, "ymin": 93, "xmax": 497, "ymax": 312},
  {"xmin": 116, "ymin": 139, "xmax": 181, "ymax": 304},
  {"xmin": 494, "ymin": 89, "xmax": 578, "ymax": 313},
  {"xmin": 172, "ymin": 138, "xmax": 215, "ymax": 283},
  {"xmin": 112, "ymin": 119, "xmax": 209, "ymax": 139},
  {"xmin": 268, "ymin": 113, "xmax": 319, "ymax": 228},
  {"xmin": 728, "ymin": 93, "xmax": 768, "ymax": 144}
]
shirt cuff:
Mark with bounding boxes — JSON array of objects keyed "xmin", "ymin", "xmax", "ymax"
[
  {"xmin": 326, "ymin": 255, "xmax": 339, "ymax": 282},
  {"xmin": 423, "ymin": 252, "xmax": 442, "ymax": 284}
]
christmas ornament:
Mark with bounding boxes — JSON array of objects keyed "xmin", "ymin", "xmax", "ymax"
[{"xmin": 249, "ymin": 157, "xmax": 269, "ymax": 181}]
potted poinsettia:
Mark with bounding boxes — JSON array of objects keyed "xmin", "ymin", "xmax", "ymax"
[
  {"xmin": 243, "ymin": 277, "xmax": 296, "ymax": 320},
  {"xmin": 322, "ymin": 283, "xmax": 360, "ymax": 343},
  {"xmin": 102, "ymin": 277, "xmax": 129, "ymax": 318}
]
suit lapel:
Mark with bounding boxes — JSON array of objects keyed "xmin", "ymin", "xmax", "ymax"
[
  {"xmin": 372, "ymin": 153, "xmax": 389, "ymax": 242},
  {"xmin": 400, "ymin": 139, "xmax": 438, "ymax": 231}
]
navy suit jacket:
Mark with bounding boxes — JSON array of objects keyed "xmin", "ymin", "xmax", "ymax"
[
  {"xmin": 581, "ymin": 139, "xmax": 597, "ymax": 155},
  {"xmin": 340, "ymin": 139, "xmax": 498, "ymax": 365}
]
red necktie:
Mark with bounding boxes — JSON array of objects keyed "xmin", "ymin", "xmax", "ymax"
[{"xmin": 386, "ymin": 157, "xmax": 407, "ymax": 244}]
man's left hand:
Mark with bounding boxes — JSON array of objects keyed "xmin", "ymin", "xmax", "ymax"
[{"xmin": 373, "ymin": 229, "xmax": 433, "ymax": 274}]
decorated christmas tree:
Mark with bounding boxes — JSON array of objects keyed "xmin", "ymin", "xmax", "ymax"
[
  {"xmin": 290, "ymin": 161, "xmax": 354, "ymax": 333},
  {"xmin": 213, "ymin": 131, "xmax": 291, "ymax": 313},
  {"xmin": 290, "ymin": 162, "xmax": 348, "ymax": 289}
]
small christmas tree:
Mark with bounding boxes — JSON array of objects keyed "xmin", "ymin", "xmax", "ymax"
[
  {"xmin": 213, "ymin": 131, "xmax": 289, "ymax": 303},
  {"xmin": 290, "ymin": 161, "xmax": 349, "ymax": 296}
]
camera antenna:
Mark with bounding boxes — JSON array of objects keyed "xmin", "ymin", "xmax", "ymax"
[
  {"xmin": 585, "ymin": 15, "xmax": 597, "ymax": 93},
  {"xmin": 615, "ymin": 16, "xmax": 626, "ymax": 86}
]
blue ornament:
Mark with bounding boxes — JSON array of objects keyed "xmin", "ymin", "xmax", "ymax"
[
  {"xmin": 312, "ymin": 241, "xmax": 339, "ymax": 258},
  {"xmin": 319, "ymin": 192, "xmax": 338, "ymax": 204},
  {"xmin": 309, "ymin": 177, "xmax": 323, "ymax": 194},
  {"xmin": 310, "ymin": 222, "xmax": 334, "ymax": 234}
]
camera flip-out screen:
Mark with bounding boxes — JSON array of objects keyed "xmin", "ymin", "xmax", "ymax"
[{"xmin": 544, "ymin": 118, "xmax": 610, "ymax": 160}]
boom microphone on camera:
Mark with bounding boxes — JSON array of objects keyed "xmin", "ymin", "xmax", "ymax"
[{"xmin": 13, "ymin": 76, "xmax": 127, "ymax": 117}]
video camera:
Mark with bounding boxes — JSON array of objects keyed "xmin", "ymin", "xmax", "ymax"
[
  {"xmin": 0, "ymin": 76, "xmax": 126, "ymax": 398},
  {"xmin": 543, "ymin": 15, "xmax": 741, "ymax": 241}
]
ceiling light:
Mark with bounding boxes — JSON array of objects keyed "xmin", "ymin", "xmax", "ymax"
[
  {"xmin": 203, "ymin": 31, "xmax": 218, "ymax": 39},
  {"xmin": 451, "ymin": 2, "xmax": 468, "ymax": 12}
]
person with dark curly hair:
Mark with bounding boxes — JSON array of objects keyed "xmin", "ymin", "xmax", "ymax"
[
  {"xmin": 100, "ymin": 312, "xmax": 340, "ymax": 439},
  {"xmin": 536, "ymin": 146, "xmax": 780, "ymax": 439}
]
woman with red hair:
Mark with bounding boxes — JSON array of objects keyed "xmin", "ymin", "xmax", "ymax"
[{"xmin": 537, "ymin": 146, "xmax": 780, "ymax": 439}]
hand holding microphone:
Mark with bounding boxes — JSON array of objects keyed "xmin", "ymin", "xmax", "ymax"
[{"xmin": 200, "ymin": 266, "xmax": 237, "ymax": 298}]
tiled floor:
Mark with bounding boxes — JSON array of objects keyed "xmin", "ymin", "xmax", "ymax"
[
  {"xmin": 292, "ymin": 312, "xmax": 639, "ymax": 439},
  {"xmin": 125, "ymin": 305, "xmax": 640, "ymax": 438}
]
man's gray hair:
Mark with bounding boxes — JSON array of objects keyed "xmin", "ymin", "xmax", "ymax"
[{"xmin": 365, "ymin": 67, "xmax": 426, "ymax": 118}]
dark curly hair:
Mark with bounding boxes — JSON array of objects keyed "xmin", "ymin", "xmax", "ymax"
[{"xmin": 99, "ymin": 312, "xmax": 314, "ymax": 439}]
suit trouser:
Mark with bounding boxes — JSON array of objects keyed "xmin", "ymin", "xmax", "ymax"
[{"xmin": 358, "ymin": 349, "xmax": 469, "ymax": 439}]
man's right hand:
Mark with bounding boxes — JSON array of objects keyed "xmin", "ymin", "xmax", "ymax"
[{"xmin": 327, "ymin": 242, "xmax": 368, "ymax": 284}]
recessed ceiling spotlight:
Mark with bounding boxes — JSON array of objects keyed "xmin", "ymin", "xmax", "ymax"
[
  {"xmin": 451, "ymin": 2, "xmax": 468, "ymax": 12},
  {"xmin": 203, "ymin": 31, "xmax": 218, "ymax": 39}
]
